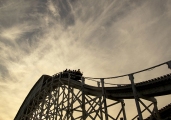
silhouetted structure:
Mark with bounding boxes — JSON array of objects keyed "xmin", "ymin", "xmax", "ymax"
[{"xmin": 15, "ymin": 61, "xmax": 171, "ymax": 120}]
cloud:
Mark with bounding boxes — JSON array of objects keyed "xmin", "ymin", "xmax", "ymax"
[
  {"xmin": 0, "ymin": 64, "xmax": 9, "ymax": 80},
  {"xmin": 0, "ymin": 23, "xmax": 34, "ymax": 41},
  {"xmin": 47, "ymin": 0, "xmax": 60, "ymax": 17},
  {"xmin": 0, "ymin": 0, "xmax": 171, "ymax": 119}
]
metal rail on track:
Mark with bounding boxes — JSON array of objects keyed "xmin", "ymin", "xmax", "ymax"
[{"xmin": 85, "ymin": 60, "xmax": 171, "ymax": 80}]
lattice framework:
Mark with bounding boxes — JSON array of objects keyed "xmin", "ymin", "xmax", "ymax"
[{"xmin": 20, "ymin": 75, "xmax": 127, "ymax": 120}]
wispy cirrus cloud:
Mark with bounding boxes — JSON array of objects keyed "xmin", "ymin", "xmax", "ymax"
[{"xmin": 0, "ymin": 0, "xmax": 171, "ymax": 119}]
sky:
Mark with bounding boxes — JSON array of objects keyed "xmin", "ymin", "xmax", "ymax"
[{"xmin": 0, "ymin": 0, "xmax": 171, "ymax": 119}]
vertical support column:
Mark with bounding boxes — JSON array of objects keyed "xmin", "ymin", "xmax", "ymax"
[
  {"xmin": 70, "ymin": 88, "xmax": 74, "ymax": 120},
  {"xmin": 121, "ymin": 100, "xmax": 127, "ymax": 120},
  {"xmin": 167, "ymin": 61, "xmax": 171, "ymax": 69},
  {"xmin": 51, "ymin": 77, "xmax": 55, "ymax": 120},
  {"xmin": 55, "ymin": 85, "xmax": 60, "ymax": 120},
  {"xmin": 82, "ymin": 77, "xmax": 86, "ymax": 120},
  {"xmin": 101, "ymin": 78, "xmax": 108, "ymax": 120},
  {"xmin": 59, "ymin": 72, "xmax": 63, "ymax": 119},
  {"xmin": 67, "ymin": 73, "xmax": 71, "ymax": 120},
  {"xmin": 97, "ymin": 82, "xmax": 103, "ymax": 120},
  {"xmin": 153, "ymin": 102, "xmax": 161, "ymax": 119},
  {"xmin": 60, "ymin": 86, "xmax": 65, "ymax": 120},
  {"xmin": 128, "ymin": 74, "xmax": 143, "ymax": 120}
]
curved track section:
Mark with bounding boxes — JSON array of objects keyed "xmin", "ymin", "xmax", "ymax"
[
  {"xmin": 145, "ymin": 103, "xmax": 171, "ymax": 120},
  {"xmin": 15, "ymin": 73, "xmax": 171, "ymax": 120}
]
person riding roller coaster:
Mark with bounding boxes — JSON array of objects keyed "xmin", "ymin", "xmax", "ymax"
[{"xmin": 62, "ymin": 69, "xmax": 83, "ymax": 81}]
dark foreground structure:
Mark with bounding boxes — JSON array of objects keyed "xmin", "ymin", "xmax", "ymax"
[{"xmin": 15, "ymin": 61, "xmax": 171, "ymax": 120}]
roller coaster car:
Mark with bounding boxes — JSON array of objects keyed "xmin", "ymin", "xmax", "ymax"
[{"xmin": 61, "ymin": 70, "xmax": 83, "ymax": 81}]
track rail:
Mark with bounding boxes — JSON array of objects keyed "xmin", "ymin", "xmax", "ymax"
[
  {"xmin": 145, "ymin": 103, "xmax": 171, "ymax": 120},
  {"xmin": 15, "ymin": 73, "xmax": 171, "ymax": 119}
]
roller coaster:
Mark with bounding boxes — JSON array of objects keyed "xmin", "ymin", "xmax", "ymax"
[{"xmin": 15, "ymin": 61, "xmax": 171, "ymax": 120}]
